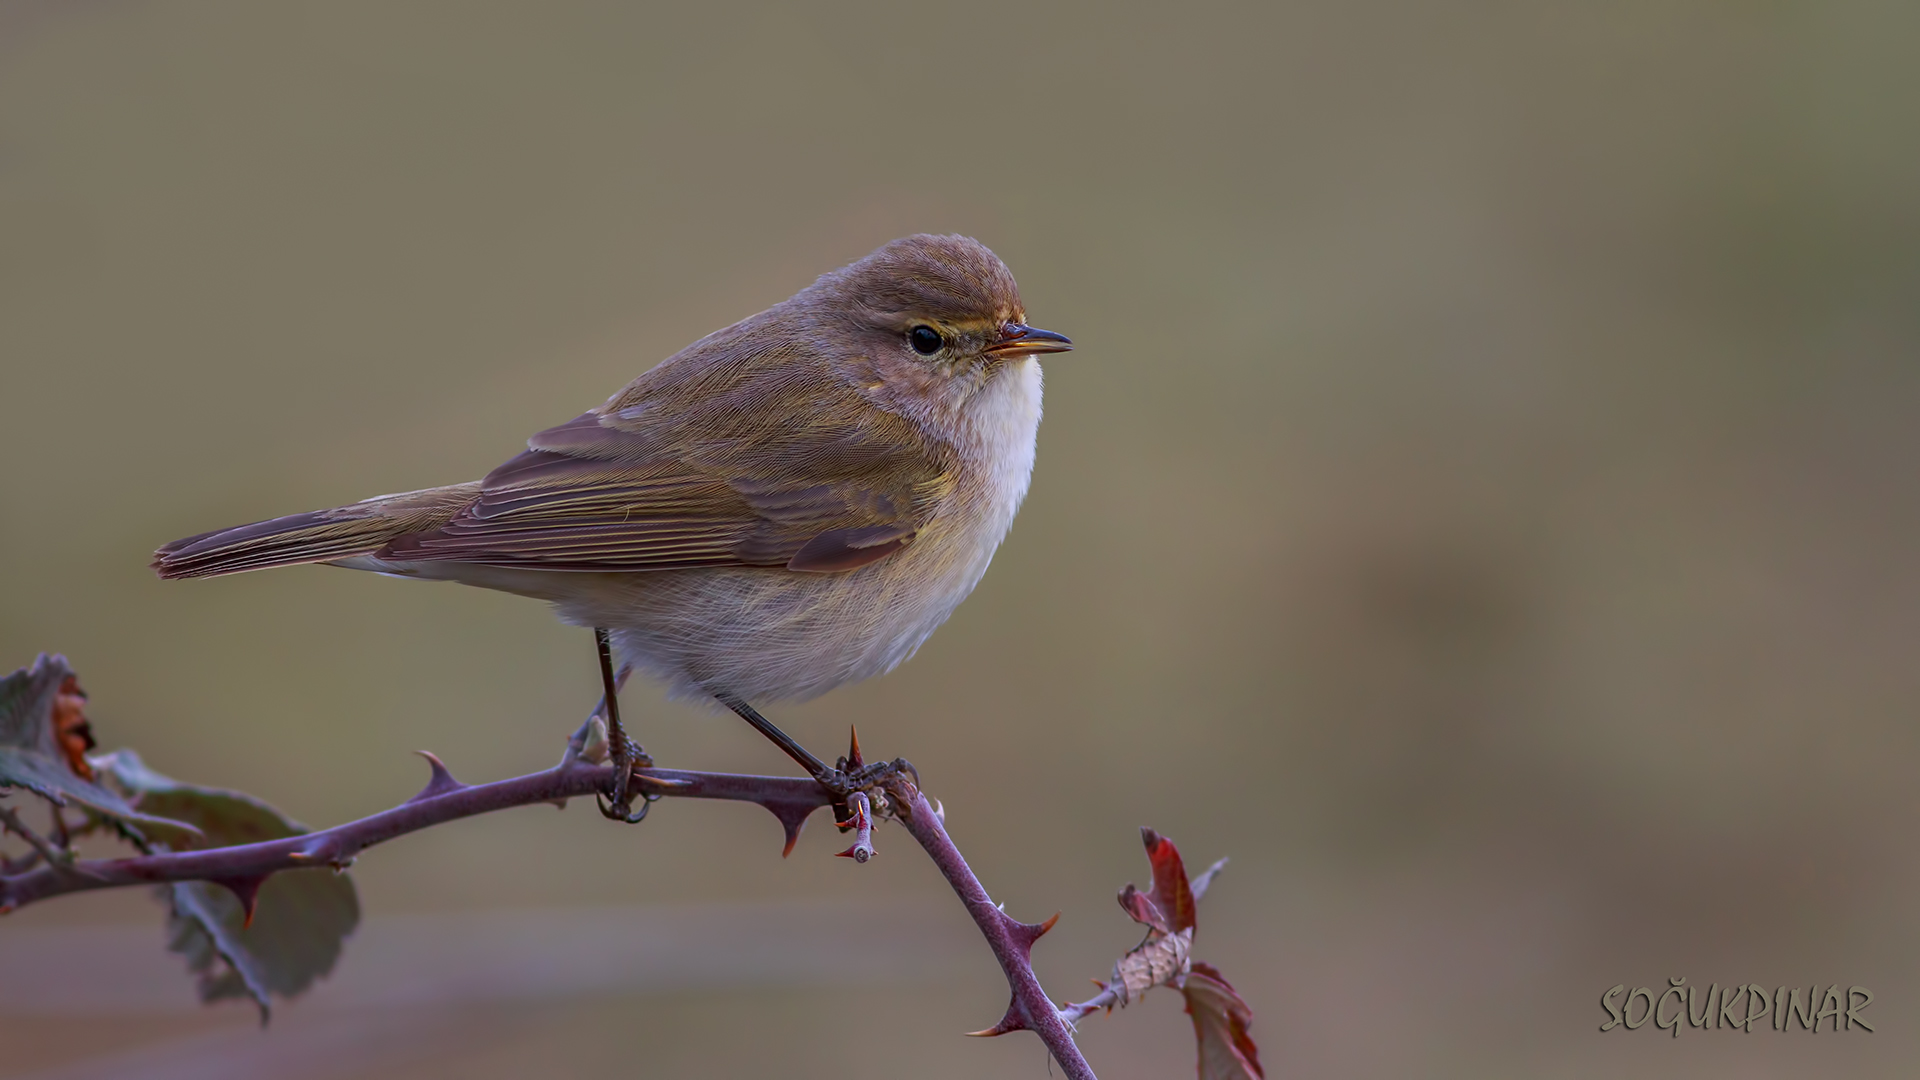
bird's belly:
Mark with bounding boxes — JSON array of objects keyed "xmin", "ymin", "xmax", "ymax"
[{"xmin": 531, "ymin": 522, "xmax": 998, "ymax": 704}]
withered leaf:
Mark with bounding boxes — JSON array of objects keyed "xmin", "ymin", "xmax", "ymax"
[
  {"xmin": 1091, "ymin": 829, "xmax": 1263, "ymax": 1078},
  {"xmin": 1110, "ymin": 925, "xmax": 1193, "ymax": 1006},
  {"xmin": 1182, "ymin": 962, "xmax": 1264, "ymax": 1079},
  {"xmin": 0, "ymin": 655, "xmax": 199, "ymax": 841}
]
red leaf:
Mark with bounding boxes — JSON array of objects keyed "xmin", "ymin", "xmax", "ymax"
[
  {"xmin": 1182, "ymin": 962, "xmax": 1263, "ymax": 1079},
  {"xmin": 1142, "ymin": 827, "xmax": 1196, "ymax": 934},
  {"xmin": 1118, "ymin": 883, "xmax": 1172, "ymax": 934}
]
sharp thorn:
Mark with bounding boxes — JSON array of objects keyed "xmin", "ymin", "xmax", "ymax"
[
  {"xmin": 965, "ymin": 998, "xmax": 1027, "ymax": 1037},
  {"xmin": 1004, "ymin": 910, "xmax": 1059, "ymax": 950},
  {"xmin": 845, "ymin": 725, "xmax": 863, "ymax": 770},
  {"xmin": 634, "ymin": 774, "xmax": 695, "ymax": 792},
  {"xmin": 762, "ymin": 800, "xmax": 821, "ymax": 859},
  {"xmin": 406, "ymin": 751, "xmax": 466, "ymax": 803},
  {"xmin": 212, "ymin": 875, "xmax": 268, "ymax": 927},
  {"xmin": 781, "ymin": 817, "xmax": 807, "ymax": 858}
]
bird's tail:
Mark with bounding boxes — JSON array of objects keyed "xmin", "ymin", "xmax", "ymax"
[{"xmin": 153, "ymin": 483, "xmax": 481, "ymax": 580}]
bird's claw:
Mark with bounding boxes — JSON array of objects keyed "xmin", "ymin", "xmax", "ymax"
[
  {"xmin": 599, "ymin": 735, "xmax": 656, "ymax": 824},
  {"xmin": 595, "ymin": 791, "xmax": 655, "ymax": 823},
  {"xmin": 819, "ymin": 756, "xmax": 917, "ymax": 824}
]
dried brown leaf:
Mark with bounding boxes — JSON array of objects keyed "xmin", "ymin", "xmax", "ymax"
[{"xmin": 1110, "ymin": 926, "xmax": 1193, "ymax": 1006}]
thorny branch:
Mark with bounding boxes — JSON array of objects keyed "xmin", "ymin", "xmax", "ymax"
[
  {"xmin": 4, "ymin": 704, "xmax": 1253, "ymax": 1079},
  {"xmin": 0, "ymin": 722, "xmax": 829, "ymax": 913},
  {"xmin": 1, "ymin": 725, "xmax": 1111, "ymax": 1076},
  {"xmin": 879, "ymin": 773, "xmax": 1098, "ymax": 1080}
]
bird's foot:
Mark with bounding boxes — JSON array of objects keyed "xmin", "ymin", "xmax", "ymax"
[
  {"xmin": 819, "ymin": 726, "xmax": 917, "ymax": 826},
  {"xmin": 597, "ymin": 734, "xmax": 658, "ymax": 824}
]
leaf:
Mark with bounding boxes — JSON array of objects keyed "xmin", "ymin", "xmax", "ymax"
[
  {"xmin": 1142, "ymin": 827, "xmax": 1196, "ymax": 934},
  {"xmin": 1118, "ymin": 883, "xmax": 1172, "ymax": 934},
  {"xmin": 92, "ymin": 749, "xmax": 360, "ymax": 1020},
  {"xmin": 1182, "ymin": 962, "xmax": 1264, "ymax": 1080},
  {"xmin": 1088, "ymin": 830, "xmax": 1263, "ymax": 1077},
  {"xmin": 0, "ymin": 655, "xmax": 199, "ymax": 840},
  {"xmin": 161, "ymin": 869, "xmax": 359, "ymax": 1022},
  {"xmin": 92, "ymin": 749, "xmax": 314, "ymax": 848},
  {"xmin": 1110, "ymin": 925, "xmax": 1193, "ymax": 1005}
]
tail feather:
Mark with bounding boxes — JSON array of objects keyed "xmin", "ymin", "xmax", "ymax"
[{"xmin": 153, "ymin": 483, "xmax": 481, "ymax": 580}]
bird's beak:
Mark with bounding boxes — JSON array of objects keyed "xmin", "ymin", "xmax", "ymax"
[{"xmin": 987, "ymin": 323, "xmax": 1074, "ymax": 357}]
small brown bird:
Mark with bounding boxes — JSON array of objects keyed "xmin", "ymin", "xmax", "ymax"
[{"xmin": 154, "ymin": 235, "xmax": 1070, "ymax": 818}]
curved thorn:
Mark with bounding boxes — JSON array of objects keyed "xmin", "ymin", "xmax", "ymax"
[
  {"xmin": 407, "ymin": 751, "xmax": 466, "ymax": 803},
  {"xmin": 1004, "ymin": 910, "xmax": 1060, "ymax": 952},
  {"xmin": 965, "ymin": 998, "xmax": 1028, "ymax": 1037},
  {"xmin": 212, "ymin": 874, "xmax": 269, "ymax": 927}
]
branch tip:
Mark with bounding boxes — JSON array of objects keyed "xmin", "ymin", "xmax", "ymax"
[
  {"xmin": 1189, "ymin": 857, "xmax": 1229, "ymax": 903},
  {"xmin": 834, "ymin": 791, "xmax": 876, "ymax": 862}
]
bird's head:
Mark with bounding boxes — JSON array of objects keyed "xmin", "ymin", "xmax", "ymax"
[{"xmin": 799, "ymin": 234, "xmax": 1071, "ymax": 415}]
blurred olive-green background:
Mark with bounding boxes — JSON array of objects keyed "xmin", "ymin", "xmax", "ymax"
[{"xmin": 3, "ymin": 2, "xmax": 1917, "ymax": 1077}]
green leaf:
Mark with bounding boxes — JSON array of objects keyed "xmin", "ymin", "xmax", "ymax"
[
  {"xmin": 92, "ymin": 749, "xmax": 313, "ymax": 848},
  {"xmin": 91, "ymin": 749, "xmax": 361, "ymax": 1020},
  {"xmin": 162, "ymin": 870, "xmax": 360, "ymax": 1022},
  {"xmin": 0, "ymin": 655, "xmax": 199, "ymax": 841}
]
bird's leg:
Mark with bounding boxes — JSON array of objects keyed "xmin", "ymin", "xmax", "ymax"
[
  {"xmin": 715, "ymin": 694, "xmax": 916, "ymax": 822},
  {"xmin": 593, "ymin": 628, "xmax": 653, "ymax": 823}
]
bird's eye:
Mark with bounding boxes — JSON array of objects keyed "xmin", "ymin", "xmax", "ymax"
[{"xmin": 908, "ymin": 325, "xmax": 944, "ymax": 355}]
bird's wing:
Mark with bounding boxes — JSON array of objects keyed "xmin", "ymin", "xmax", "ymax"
[{"xmin": 381, "ymin": 378, "xmax": 951, "ymax": 574}]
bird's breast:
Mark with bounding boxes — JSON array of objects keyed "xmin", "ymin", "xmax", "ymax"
[{"xmin": 926, "ymin": 356, "xmax": 1044, "ymax": 572}]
